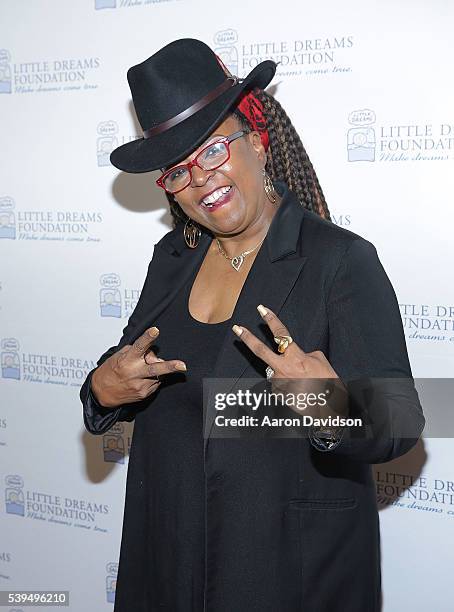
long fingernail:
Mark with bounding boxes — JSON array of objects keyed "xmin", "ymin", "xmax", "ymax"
[
  {"xmin": 175, "ymin": 362, "xmax": 187, "ymax": 371},
  {"xmin": 149, "ymin": 326, "xmax": 159, "ymax": 335},
  {"xmin": 156, "ymin": 358, "xmax": 164, "ymax": 362},
  {"xmin": 232, "ymin": 325, "xmax": 243, "ymax": 336},
  {"xmin": 257, "ymin": 304, "xmax": 268, "ymax": 317}
]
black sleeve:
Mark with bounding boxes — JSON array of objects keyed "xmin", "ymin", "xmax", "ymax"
[
  {"xmin": 312, "ymin": 237, "xmax": 425, "ymax": 462},
  {"xmin": 81, "ymin": 369, "xmax": 140, "ymax": 435},
  {"xmin": 80, "ymin": 245, "xmax": 162, "ymax": 435}
]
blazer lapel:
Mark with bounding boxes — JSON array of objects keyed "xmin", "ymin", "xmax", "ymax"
[{"xmin": 126, "ymin": 228, "xmax": 212, "ymax": 344}]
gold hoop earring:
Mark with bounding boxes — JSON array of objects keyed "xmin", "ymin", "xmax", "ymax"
[
  {"xmin": 183, "ymin": 217, "xmax": 201, "ymax": 248},
  {"xmin": 262, "ymin": 169, "xmax": 277, "ymax": 204}
]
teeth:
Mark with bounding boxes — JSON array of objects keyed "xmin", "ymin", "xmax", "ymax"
[{"xmin": 202, "ymin": 186, "xmax": 232, "ymax": 207}]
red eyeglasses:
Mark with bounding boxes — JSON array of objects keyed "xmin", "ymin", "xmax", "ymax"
[{"xmin": 155, "ymin": 130, "xmax": 249, "ymax": 194}]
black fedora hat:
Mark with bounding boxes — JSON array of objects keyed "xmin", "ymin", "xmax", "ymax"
[{"xmin": 109, "ymin": 38, "xmax": 276, "ymax": 173}]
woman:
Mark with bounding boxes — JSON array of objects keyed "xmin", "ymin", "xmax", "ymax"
[{"xmin": 80, "ymin": 39, "xmax": 425, "ymax": 611}]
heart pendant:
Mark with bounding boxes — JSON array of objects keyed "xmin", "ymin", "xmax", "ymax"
[{"xmin": 231, "ymin": 255, "xmax": 244, "ymax": 271}]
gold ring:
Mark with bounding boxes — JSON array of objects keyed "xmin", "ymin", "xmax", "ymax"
[{"xmin": 273, "ymin": 335, "xmax": 293, "ymax": 354}]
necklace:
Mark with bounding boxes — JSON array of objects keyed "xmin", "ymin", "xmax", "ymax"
[{"xmin": 215, "ymin": 234, "xmax": 266, "ymax": 271}]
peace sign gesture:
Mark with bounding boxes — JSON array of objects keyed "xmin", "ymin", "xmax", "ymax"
[{"xmin": 231, "ymin": 304, "xmax": 347, "ymax": 418}]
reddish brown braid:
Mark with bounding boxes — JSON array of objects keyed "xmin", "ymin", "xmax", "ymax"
[
  {"xmin": 164, "ymin": 89, "xmax": 331, "ymax": 226},
  {"xmin": 234, "ymin": 88, "xmax": 331, "ymax": 220}
]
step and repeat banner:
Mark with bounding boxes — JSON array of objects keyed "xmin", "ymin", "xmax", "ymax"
[{"xmin": 1, "ymin": 1, "xmax": 453, "ymax": 610}]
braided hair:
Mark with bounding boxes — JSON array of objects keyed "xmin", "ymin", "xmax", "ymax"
[{"xmin": 164, "ymin": 88, "xmax": 331, "ymax": 226}]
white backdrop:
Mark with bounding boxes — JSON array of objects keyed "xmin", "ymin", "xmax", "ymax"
[{"xmin": 1, "ymin": 1, "xmax": 453, "ymax": 610}]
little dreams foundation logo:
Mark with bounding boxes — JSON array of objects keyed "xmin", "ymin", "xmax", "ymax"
[
  {"xmin": 96, "ymin": 121, "xmax": 142, "ymax": 167},
  {"xmin": 97, "ymin": 121, "xmax": 118, "ymax": 167},
  {"xmin": 106, "ymin": 563, "xmax": 118, "ymax": 603},
  {"xmin": 213, "ymin": 29, "xmax": 354, "ymax": 80},
  {"xmin": 375, "ymin": 470, "xmax": 454, "ymax": 517},
  {"xmin": 347, "ymin": 109, "xmax": 454, "ymax": 162},
  {"xmin": 1, "ymin": 338, "xmax": 96, "ymax": 386},
  {"xmin": 4, "ymin": 475, "xmax": 110, "ymax": 533},
  {"xmin": 103, "ymin": 423, "xmax": 132, "ymax": 464},
  {"xmin": 0, "ymin": 197, "xmax": 15, "ymax": 239},
  {"xmin": 0, "ymin": 197, "xmax": 103, "ymax": 243},
  {"xmin": 0, "ymin": 49, "xmax": 100, "ymax": 94},
  {"xmin": 399, "ymin": 303, "xmax": 454, "ymax": 343},
  {"xmin": 100, "ymin": 273, "xmax": 140, "ymax": 319}
]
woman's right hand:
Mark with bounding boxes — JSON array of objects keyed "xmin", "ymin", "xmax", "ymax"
[{"xmin": 90, "ymin": 326, "xmax": 187, "ymax": 409}]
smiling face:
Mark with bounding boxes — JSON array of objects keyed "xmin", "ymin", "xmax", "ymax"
[{"xmin": 166, "ymin": 113, "xmax": 268, "ymax": 237}]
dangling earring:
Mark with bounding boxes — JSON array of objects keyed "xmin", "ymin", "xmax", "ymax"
[
  {"xmin": 262, "ymin": 168, "xmax": 277, "ymax": 204},
  {"xmin": 183, "ymin": 217, "xmax": 201, "ymax": 248}
]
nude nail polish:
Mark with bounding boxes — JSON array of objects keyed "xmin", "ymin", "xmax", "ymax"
[{"xmin": 257, "ymin": 304, "xmax": 268, "ymax": 317}]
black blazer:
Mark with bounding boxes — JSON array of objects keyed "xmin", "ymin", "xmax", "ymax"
[{"xmin": 81, "ymin": 181, "xmax": 424, "ymax": 611}]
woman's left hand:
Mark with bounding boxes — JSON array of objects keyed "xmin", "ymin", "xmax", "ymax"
[{"xmin": 232, "ymin": 304, "xmax": 347, "ymax": 417}]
